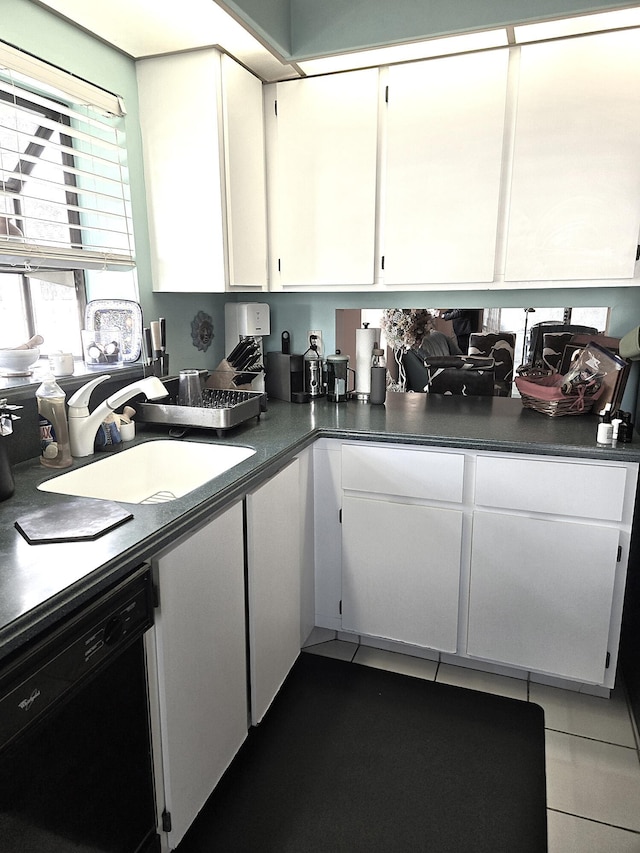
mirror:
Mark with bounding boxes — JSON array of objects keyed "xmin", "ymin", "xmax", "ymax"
[{"xmin": 336, "ymin": 306, "xmax": 611, "ymax": 395}]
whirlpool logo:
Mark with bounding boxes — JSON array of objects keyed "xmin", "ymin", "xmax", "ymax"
[{"xmin": 18, "ymin": 688, "xmax": 41, "ymax": 712}]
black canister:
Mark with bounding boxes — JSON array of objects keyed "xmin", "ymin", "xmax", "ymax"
[
  {"xmin": 619, "ymin": 412, "xmax": 634, "ymax": 443},
  {"xmin": 0, "ymin": 437, "xmax": 15, "ymax": 502},
  {"xmin": 370, "ymin": 346, "xmax": 387, "ymax": 405}
]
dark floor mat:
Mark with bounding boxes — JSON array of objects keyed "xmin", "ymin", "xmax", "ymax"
[{"xmin": 177, "ymin": 652, "xmax": 547, "ymax": 852}]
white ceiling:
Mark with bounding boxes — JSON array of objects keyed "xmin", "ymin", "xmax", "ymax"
[{"xmin": 31, "ymin": 0, "xmax": 300, "ymax": 81}]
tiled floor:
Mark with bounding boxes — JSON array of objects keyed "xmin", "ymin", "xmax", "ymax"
[{"xmin": 303, "ymin": 631, "xmax": 640, "ymax": 853}]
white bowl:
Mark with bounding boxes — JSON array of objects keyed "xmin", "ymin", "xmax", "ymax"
[{"xmin": 0, "ymin": 347, "xmax": 41, "ymax": 375}]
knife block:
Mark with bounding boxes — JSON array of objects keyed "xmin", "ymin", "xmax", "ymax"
[{"xmin": 266, "ymin": 352, "xmax": 305, "ymax": 402}]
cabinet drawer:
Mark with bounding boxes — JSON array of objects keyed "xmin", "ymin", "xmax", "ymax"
[
  {"xmin": 475, "ymin": 455, "xmax": 627, "ymax": 522},
  {"xmin": 342, "ymin": 445, "xmax": 464, "ymax": 503}
]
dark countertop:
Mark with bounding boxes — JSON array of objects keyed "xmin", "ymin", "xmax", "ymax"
[{"xmin": 1, "ymin": 392, "xmax": 638, "ymax": 665}]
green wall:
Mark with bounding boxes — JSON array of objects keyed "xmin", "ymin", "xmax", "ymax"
[{"xmin": 259, "ymin": 286, "xmax": 640, "ymax": 357}]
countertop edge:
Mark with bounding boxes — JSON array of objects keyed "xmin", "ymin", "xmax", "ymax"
[{"xmin": 1, "ymin": 394, "xmax": 638, "ymax": 664}]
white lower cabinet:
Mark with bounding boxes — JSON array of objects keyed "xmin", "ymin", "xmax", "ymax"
[
  {"xmin": 467, "ymin": 510, "xmax": 620, "ymax": 684},
  {"xmin": 340, "ymin": 443, "xmax": 465, "ymax": 652},
  {"xmin": 468, "ymin": 453, "xmax": 635, "ymax": 686},
  {"xmin": 328, "ymin": 440, "xmax": 638, "ymax": 690},
  {"xmin": 342, "ymin": 495, "xmax": 462, "ymax": 652},
  {"xmin": 151, "ymin": 502, "xmax": 248, "ymax": 850},
  {"xmin": 246, "ymin": 458, "xmax": 302, "ymax": 724}
]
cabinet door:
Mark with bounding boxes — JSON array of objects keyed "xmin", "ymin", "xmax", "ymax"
[
  {"xmin": 467, "ymin": 510, "xmax": 620, "ymax": 684},
  {"xmin": 247, "ymin": 459, "xmax": 301, "ymax": 723},
  {"xmin": 153, "ymin": 502, "xmax": 247, "ymax": 848},
  {"xmin": 270, "ymin": 70, "xmax": 379, "ymax": 287},
  {"xmin": 137, "ymin": 51, "xmax": 226, "ymax": 292},
  {"xmin": 505, "ymin": 30, "xmax": 640, "ymax": 281},
  {"xmin": 383, "ymin": 50, "xmax": 508, "ymax": 284},
  {"xmin": 221, "ymin": 54, "xmax": 268, "ymax": 290},
  {"xmin": 342, "ymin": 495, "xmax": 462, "ymax": 652},
  {"xmin": 475, "ymin": 454, "xmax": 627, "ymax": 522}
]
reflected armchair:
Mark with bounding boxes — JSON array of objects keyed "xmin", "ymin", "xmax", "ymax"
[
  {"xmin": 525, "ymin": 323, "xmax": 598, "ymax": 371},
  {"xmin": 468, "ymin": 332, "xmax": 516, "ymax": 396},
  {"xmin": 402, "ymin": 350, "xmax": 495, "ymax": 396}
]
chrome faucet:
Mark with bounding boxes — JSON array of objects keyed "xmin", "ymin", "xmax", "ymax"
[{"xmin": 68, "ymin": 374, "xmax": 168, "ymax": 458}]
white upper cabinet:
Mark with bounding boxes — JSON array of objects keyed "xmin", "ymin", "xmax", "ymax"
[
  {"xmin": 221, "ymin": 54, "xmax": 268, "ymax": 290},
  {"xmin": 267, "ymin": 69, "xmax": 379, "ymax": 288},
  {"xmin": 137, "ymin": 51, "xmax": 267, "ymax": 292},
  {"xmin": 504, "ymin": 30, "xmax": 640, "ymax": 281},
  {"xmin": 383, "ymin": 50, "xmax": 509, "ymax": 284}
]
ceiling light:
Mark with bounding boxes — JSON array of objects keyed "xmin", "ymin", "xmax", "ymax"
[
  {"xmin": 298, "ymin": 30, "xmax": 509, "ymax": 76},
  {"xmin": 514, "ymin": 6, "xmax": 640, "ymax": 42}
]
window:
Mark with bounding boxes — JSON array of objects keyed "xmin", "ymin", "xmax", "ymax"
[
  {"xmin": 0, "ymin": 269, "xmax": 85, "ymax": 355},
  {"xmin": 0, "ymin": 41, "xmax": 134, "ymax": 353}
]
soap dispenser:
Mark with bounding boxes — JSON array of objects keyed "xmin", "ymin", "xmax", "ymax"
[{"xmin": 36, "ymin": 374, "xmax": 72, "ymax": 468}]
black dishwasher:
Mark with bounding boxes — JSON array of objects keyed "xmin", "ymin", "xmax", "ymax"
[{"xmin": 0, "ymin": 565, "xmax": 159, "ymax": 852}]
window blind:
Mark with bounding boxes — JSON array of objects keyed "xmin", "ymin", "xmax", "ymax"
[{"xmin": 0, "ymin": 41, "xmax": 134, "ymax": 271}]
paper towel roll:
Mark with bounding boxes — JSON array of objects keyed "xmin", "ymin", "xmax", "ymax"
[{"xmin": 355, "ymin": 326, "xmax": 381, "ymax": 398}]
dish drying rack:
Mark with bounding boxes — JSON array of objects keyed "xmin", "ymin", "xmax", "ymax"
[{"xmin": 137, "ymin": 376, "xmax": 265, "ymax": 437}]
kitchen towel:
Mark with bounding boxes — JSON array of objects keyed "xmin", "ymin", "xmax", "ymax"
[{"xmin": 177, "ymin": 652, "xmax": 547, "ymax": 853}]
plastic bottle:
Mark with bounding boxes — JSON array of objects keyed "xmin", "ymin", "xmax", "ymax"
[
  {"xmin": 370, "ymin": 345, "xmax": 387, "ymax": 405},
  {"xmin": 36, "ymin": 375, "xmax": 73, "ymax": 468},
  {"xmin": 596, "ymin": 408, "xmax": 613, "ymax": 446},
  {"xmin": 617, "ymin": 411, "xmax": 634, "ymax": 443}
]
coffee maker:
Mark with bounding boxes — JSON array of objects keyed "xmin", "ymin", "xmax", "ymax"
[
  {"xmin": 266, "ymin": 331, "xmax": 308, "ymax": 402},
  {"xmin": 326, "ymin": 351, "xmax": 355, "ymax": 402},
  {"xmin": 267, "ymin": 332, "xmax": 326, "ymax": 402},
  {"xmin": 303, "ymin": 334, "xmax": 324, "ymax": 399}
]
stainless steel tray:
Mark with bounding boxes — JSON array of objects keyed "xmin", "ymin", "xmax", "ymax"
[{"xmin": 138, "ymin": 385, "xmax": 264, "ymax": 435}]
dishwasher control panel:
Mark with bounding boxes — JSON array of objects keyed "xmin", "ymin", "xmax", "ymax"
[{"xmin": 0, "ymin": 566, "xmax": 153, "ymax": 754}]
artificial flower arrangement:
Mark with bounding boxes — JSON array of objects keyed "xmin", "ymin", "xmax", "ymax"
[
  {"xmin": 380, "ymin": 308, "xmax": 433, "ymax": 391},
  {"xmin": 380, "ymin": 308, "xmax": 432, "ymax": 352}
]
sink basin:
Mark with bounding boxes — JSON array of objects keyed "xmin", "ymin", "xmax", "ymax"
[{"xmin": 38, "ymin": 440, "xmax": 256, "ymax": 505}]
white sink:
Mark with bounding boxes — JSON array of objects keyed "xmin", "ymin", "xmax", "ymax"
[{"xmin": 38, "ymin": 440, "xmax": 256, "ymax": 505}]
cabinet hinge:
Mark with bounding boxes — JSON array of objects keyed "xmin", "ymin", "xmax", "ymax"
[
  {"xmin": 162, "ymin": 810, "xmax": 172, "ymax": 833},
  {"xmin": 152, "ymin": 583, "xmax": 160, "ymax": 609},
  {"xmin": 605, "ymin": 651, "xmax": 611, "ymax": 669},
  {"xmin": 385, "ymin": 85, "xmax": 389, "ymax": 103},
  {"xmin": 274, "ymin": 99, "xmax": 278, "ymax": 117},
  {"xmin": 617, "ymin": 545, "xmax": 622, "ymax": 562}
]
